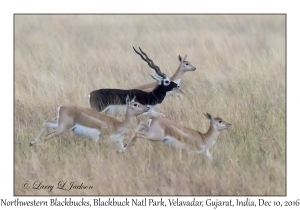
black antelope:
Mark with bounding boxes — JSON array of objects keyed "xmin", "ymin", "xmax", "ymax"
[{"xmin": 89, "ymin": 47, "xmax": 178, "ymax": 116}]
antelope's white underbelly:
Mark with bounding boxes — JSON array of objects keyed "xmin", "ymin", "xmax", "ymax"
[
  {"xmin": 72, "ymin": 124, "xmax": 101, "ymax": 141},
  {"xmin": 163, "ymin": 135, "xmax": 188, "ymax": 149}
]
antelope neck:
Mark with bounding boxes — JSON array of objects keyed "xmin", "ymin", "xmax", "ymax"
[
  {"xmin": 205, "ymin": 124, "xmax": 220, "ymax": 143},
  {"xmin": 171, "ymin": 66, "xmax": 185, "ymax": 83}
]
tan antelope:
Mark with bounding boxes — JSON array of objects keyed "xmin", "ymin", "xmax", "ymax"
[
  {"xmin": 122, "ymin": 113, "xmax": 231, "ymax": 160},
  {"xmin": 30, "ymin": 96, "xmax": 149, "ymax": 152},
  {"xmin": 134, "ymin": 54, "xmax": 196, "ymax": 93}
]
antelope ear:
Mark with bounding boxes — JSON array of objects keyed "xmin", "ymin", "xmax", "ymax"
[
  {"xmin": 151, "ymin": 74, "xmax": 157, "ymax": 80},
  {"xmin": 178, "ymin": 55, "xmax": 182, "ymax": 63},
  {"xmin": 126, "ymin": 95, "xmax": 130, "ymax": 105},
  {"xmin": 204, "ymin": 113, "xmax": 214, "ymax": 121},
  {"xmin": 183, "ymin": 55, "xmax": 187, "ymax": 61},
  {"xmin": 151, "ymin": 74, "xmax": 163, "ymax": 85},
  {"xmin": 131, "ymin": 96, "xmax": 136, "ymax": 102}
]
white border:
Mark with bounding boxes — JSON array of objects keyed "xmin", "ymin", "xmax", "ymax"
[{"xmin": 2, "ymin": 0, "xmax": 298, "ymax": 209}]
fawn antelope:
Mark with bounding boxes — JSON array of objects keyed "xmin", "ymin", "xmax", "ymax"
[
  {"xmin": 134, "ymin": 54, "xmax": 196, "ymax": 94},
  {"xmin": 30, "ymin": 96, "xmax": 149, "ymax": 152},
  {"xmin": 89, "ymin": 47, "xmax": 178, "ymax": 116},
  {"xmin": 122, "ymin": 113, "xmax": 231, "ymax": 159}
]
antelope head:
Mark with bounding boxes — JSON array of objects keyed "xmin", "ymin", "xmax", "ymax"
[
  {"xmin": 125, "ymin": 95, "xmax": 150, "ymax": 116},
  {"xmin": 178, "ymin": 55, "xmax": 196, "ymax": 72},
  {"xmin": 205, "ymin": 113, "xmax": 231, "ymax": 131}
]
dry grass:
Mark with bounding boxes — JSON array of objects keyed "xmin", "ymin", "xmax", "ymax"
[{"xmin": 14, "ymin": 15, "xmax": 286, "ymax": 195}]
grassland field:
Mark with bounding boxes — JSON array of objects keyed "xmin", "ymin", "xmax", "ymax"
[{"xmin": 14, "ymin": 15, "xmax": 285, "ymax": 195}]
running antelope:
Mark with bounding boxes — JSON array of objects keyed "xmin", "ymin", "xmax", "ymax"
[
  {"xmin": 122, "ymin": 113, "xmax": 231, "ymax": 160},
  {"xmin": 89, "ymin": 47, "xmax": 178, "ymax": 116},
  {"xmin": 95, "ymin": 50, "xmax": 196, "ymax": 116},
  {"xmin": 29, "ymin": 96, "xmax": 149, "ymax": 152}
]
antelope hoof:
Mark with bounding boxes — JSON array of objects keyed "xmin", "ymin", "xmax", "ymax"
[{"xmin": 29, "ymin": 141, "xmax": 36, "ymax": 146}]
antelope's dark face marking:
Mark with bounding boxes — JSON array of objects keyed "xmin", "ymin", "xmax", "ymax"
[{"xmin": 161, "ymin": 79, "xmax": 179, "ymax": 92}]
